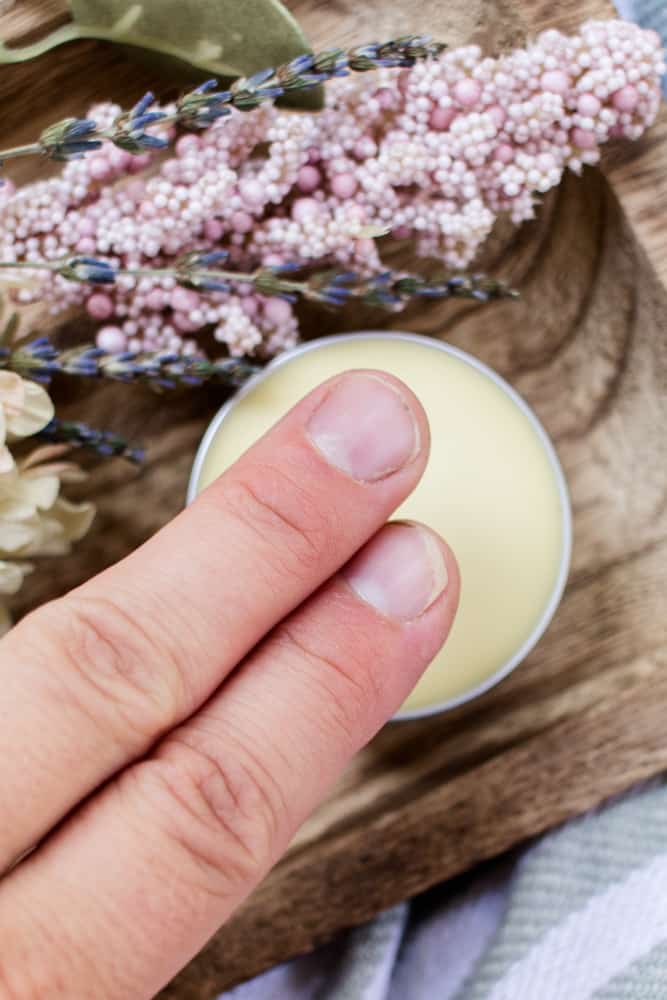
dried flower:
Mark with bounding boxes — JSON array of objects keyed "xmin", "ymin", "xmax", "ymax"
[
  {"xmin": 2, "ymin": 257, "xmax": 516, "ymax": 315},
  {"xmin": 0, "ymin": 559, "xmax": 33, "ymax": 597},
  {"xmin": 0, "ymin": 453, "xmax": 94, "ymax": 559},
  {"xmin": 0, "ymin": 35, "xmax": 444, "ymax": 169},
  {"xmin": 174, "ymin": 250, "xmax": 233, "ymax": 292},
  {"xmin": 0, "ymin": 370, "xmax": 54, "ymax": 440},
  {"xmin": 0, "ymin": 20, "xmax": 662, "ymax": 358},
  {"xmin": 109, "ymin": 92, "xmax": 169, "ymax": 154},
  {"xmin": 0, "ymin": 366, "xmax": 94, "ymax": 627},
  {"xmin": 39, "ymin": 418, "xmax": 144, "ymax": 463},
  {"xmin": 346, "ymin": 36, "xmax": 445, "ymax": 70},
  {"xmin": 38, "ymin": 118, "xmax": 102, "ymax": 161},
  {"xmin": 57, "ymin": 256, "xmax": 117, "ymax": 285},
  {"xmin": 1, "ymin": 338, "xmax": 260, "ymax": 389},
  {"xmin": 176, "ymin": 80, "xmax": 233, "ymax": 129},
  {"xmin": 0, "ymin": 370, "xmax": 54, "ymax": 472},
  {"xmin": 267, "ymin": 268, "xmax": 518, "ymax": 308}
]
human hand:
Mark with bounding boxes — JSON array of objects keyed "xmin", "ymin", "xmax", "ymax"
[{"xmin": 0, "ymin": 371, "xmax": 459, "ymax": 999}]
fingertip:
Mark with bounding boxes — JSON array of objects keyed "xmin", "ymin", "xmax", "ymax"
[
  {"xmin": 303, "ymin": 369, "xmax": 431, "ymax": 485},
  {"xmin": 341, "ymin": 520, "xmax": 460, "ymax": 698}
]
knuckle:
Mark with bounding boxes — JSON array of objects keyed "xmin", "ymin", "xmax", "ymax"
[
  {"xmin": 133, "ymin": 737, "xmax": 286, "ymax": 897},
  {"xmin": 276, "ymin": 620, "xmax": 383, "ymax": 741},
  {"xmin": 42, "ymin": 594, "xmax": 186, "ymax": 742},
  {"xmin": 222, "ymin": 462, "xmax": 336, "ymax": 579}
]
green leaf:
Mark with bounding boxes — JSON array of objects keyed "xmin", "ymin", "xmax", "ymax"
[
  {"xmin": 0, "ymin": 0, "xmax": 323, "ymax": 109},
  {"xmin": 70, "ymin": 0, "xmax": 307, "ymax": 76}
]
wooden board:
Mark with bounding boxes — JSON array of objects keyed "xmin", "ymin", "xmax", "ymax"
[{"xmin": 2, "ymin": 1, "xmax": 667, "ymax": 996}]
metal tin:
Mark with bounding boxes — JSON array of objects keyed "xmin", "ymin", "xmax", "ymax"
[{"xmin": 188, "ymin": 332, "xmax": 573, "ymax": 721}]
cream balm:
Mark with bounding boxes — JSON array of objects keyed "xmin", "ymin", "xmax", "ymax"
[{"xmin": 189, "ymin": 333, "xmax": 571, "ymax": 719}]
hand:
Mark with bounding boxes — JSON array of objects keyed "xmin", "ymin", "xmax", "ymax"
[{"xmin": 0, "ymin": 371, "xmax": 459, "ymax": 999}]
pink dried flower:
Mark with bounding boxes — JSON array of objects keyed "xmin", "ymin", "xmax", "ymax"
[{"xmin": 0, "ymin": 19, "xmax": 663, "ymax": 358}]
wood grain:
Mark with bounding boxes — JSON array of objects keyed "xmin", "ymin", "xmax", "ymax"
[{"xmin": 2, "ymin": 1, "xmax": 667, "ymax": 996}]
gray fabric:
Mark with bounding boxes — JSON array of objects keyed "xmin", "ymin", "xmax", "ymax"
[
  {"xmin": 593, "ymin": 943, "xmax": 667, "ymax": 1000},
  {"xmin": 317, "ymin": 906, "xmax": 407, "ymax": 1000},
  {"xmin": 387, "ymin": 861, "xmax": 513, "ymax": 1000},
  {"xmin": 456, "ymin": 783, "xmax": 667, "ymax": 999},
  {"xmin": 220, "ymin": 783, "xmax": 667, "ymax": 1000}
]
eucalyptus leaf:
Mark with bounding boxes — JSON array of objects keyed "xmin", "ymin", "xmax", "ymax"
[{"xmin": 0, "ymin": 0, "xmax": 323, "ymax": 109}]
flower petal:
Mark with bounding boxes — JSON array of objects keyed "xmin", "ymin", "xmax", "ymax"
[
  {"xmin": 6, "ymin": 379, "xmax": 54, "ymax": 439},
  {"xmin": 0, "ymin": 559, "xmax": 33, "ymax": 596}
]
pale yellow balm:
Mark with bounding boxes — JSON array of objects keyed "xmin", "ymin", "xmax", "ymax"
[{"xmin": 190, "ymin": 333, "xmax": 571, "ymax": 719}]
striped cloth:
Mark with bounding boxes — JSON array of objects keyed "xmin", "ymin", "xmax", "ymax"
[
  {"xmin": 220, "ymin": 9, "xmax": 666, "ymax": 998},
  {"xmin": 222, "ymin": 785, "xmax": 667, "ymax": 1000}
]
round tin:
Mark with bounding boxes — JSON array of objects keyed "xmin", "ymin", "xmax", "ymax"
[{"xmin": 188, "ymin": 333, "xmax": 572, "ymax": 720}]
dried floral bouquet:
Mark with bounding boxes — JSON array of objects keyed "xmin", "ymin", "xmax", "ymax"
[{"xmin": 0, "ymin": 17, "xmax": 663, "ymax": 627}]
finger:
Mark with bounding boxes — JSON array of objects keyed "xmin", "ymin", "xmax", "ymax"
[
  {"xmin": 0, "ymin": 523, "xmax": 458, "ymax": 999},
  {"xmin": 0, "ymin": 371, "xmax": 429, "ymax": 872}
]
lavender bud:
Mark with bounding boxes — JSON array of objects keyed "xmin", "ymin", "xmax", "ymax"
[{"xmin": 38, "ymin": 118, "xmax": 102, "ymax": 161}]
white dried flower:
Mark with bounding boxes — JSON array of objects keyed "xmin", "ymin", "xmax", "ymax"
[
  {"xmin": 0, "ymin": 371, "xmax": 54, "ymax": 438},
  {"xmin": 0, "ymin": 453, "xmax": 94, "ymax": 559}
]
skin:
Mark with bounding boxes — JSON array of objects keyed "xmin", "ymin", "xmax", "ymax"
[{"xmin": 0, "ymin": 371, "xmax": 459, "ymax": 999}]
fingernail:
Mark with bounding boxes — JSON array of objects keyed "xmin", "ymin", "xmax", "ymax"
[
  {"xmin": 344, "ymin": 523, "xmax": 448, "ymax": 621},
  {"xmin": 307, "ymin": 373, "xmax": 420, "ymax": 482}
]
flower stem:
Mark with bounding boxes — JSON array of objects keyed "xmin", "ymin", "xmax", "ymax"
[
  {"xmin": 0, "ymin": 257, "xmax": 518, "ymax": 308},
  {"xmin": 0, "ymin": 339, "xmax": 260, "ymax": 389},
  {"xmin": 121, "ymin": 266, "xmax": 256, "ymax": 283},
  {"xmin": 0, "ymin": 36, "xmax": 445, "ymax": 167},
  {"xmin": 0, "ymin": 143, "xmax": 44, "ymax": 161},
  {"xmin": 38, "ymin": 417, "xmax": 144, "ymax": 463},
  {"xmin": 0, "ymin": 261, "xmax": 56, "ymax": 272}
]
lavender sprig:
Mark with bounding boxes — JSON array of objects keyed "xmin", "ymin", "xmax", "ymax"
[
  {"xmin": 1, "ymin": 339, "xmax": 259, "ymax": 389},
  {"xmin": 58, "ymin": 256, "xmax": 117, "ymax": 285},
  {"xmin": 0, "ymin": 36, "xmax": 445, "ymax": 167},
  {"xmin": 38, "ymin": 418, "xmax": 144, "ymax": 463},
  {"xmin": 184, "ymin": 36, "xmax": 446, "ymax": 115},
  {"xmin": 37, "ymin": 118, "xmax": 103, "ymax": 161},
  {"xmin": 176, "ymin": 80, "xmax": 233, "ymax": 129},
  {"xmin": 255, "ymin": 267, "xmax": 519, "ymax": 307},
  {"xmin": 107, "ymin": 92, "xmax": 169, "ymax": 154},
  {"xmin": 0, "ymin": 256, "xmax": 518, "ymax": 306},
  {"xmin": 0, "ymin": 118, "xmax": 103, "ymax": 163}
]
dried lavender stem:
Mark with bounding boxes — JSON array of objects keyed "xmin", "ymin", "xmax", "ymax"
[
  {"xmin": 0, "ymin": 261, "xmax": 56, "ymax": 272},
  {"xmin": 0, "ymin": 260, "xmax": 257, "ymax": 283},
  {"xmin": 0, "ymin": 143, "xmax": 44, "ymax": 161},
  {"xmin": 38, "ymin": 417, "xmax": 144, "ymax": 463},
  {"xmin": 0, "ymin": 256, "xmax": 518, "ymax": 308},
  {"xmin": 0, "ymin": 338, "xmax": 260, "ymax": 390},
  {"xmin": 122, "ymin": 265, "xmax": 257, "ymax": 284},
  {"xmin": 0, "ymin": 36, "xmax": 445, "ymax": 168}
]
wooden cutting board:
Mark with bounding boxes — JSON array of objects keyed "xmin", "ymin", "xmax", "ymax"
[{"xmin": 2, "ymin": 0, "xmax": 667, "ymax": 995}]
